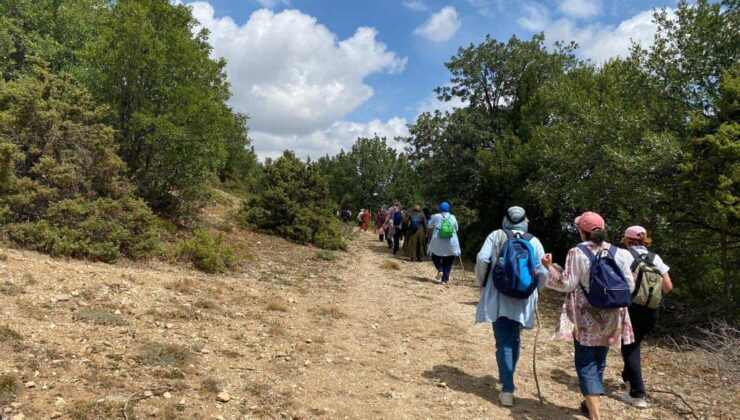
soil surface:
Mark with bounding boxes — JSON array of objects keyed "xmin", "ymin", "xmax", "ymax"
[{"xmin": 0, "ymin": 224, "xmax": 735, "ymax": 419}]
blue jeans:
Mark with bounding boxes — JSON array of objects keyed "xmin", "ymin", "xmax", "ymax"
[
  {"xmin": 493, "ymin": 317, "xmax": 522, "ymax": 393},
  {"xmin": 431, "ymin": 254, "xmax": 455, "ymax": 283},
  {"xmin": 574, "ymin": 340, "xmax": 608, "ymax": 396}
]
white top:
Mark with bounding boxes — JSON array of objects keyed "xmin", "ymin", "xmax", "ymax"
[
  {"xmin": 629, "ymin": 245, "xmax": 670, "ymax": 274},
  {"xmin": 427, "ymin": 212, "xmax": 461, "ymax": 257}
]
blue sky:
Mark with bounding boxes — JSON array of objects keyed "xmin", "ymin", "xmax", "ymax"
[{"xmin": 185, "ymin": 0, "xmax": 677, "ymax": 158}]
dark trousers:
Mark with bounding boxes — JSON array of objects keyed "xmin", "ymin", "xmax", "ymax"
[
  {"xmin": 392, "ymin": 229, "xmax": 402, "ymax": 255},
  {"xmin": 431, "ymin": 254, "xmax": 455, "ymax": 283},
  {"xmin": 574, "ymin": 340, "xmax": 608, "ymax": 396},
  {"xmin": 621, "ymin": 305, "xmax": 659, "ymax": 398},
  {"xmin": 379, "ymin": 234, "xmax": 385, "ymax": 242}
]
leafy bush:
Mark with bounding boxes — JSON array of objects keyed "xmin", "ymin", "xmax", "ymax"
[
  {"xmin": 0, "ymin": 66, "xmax": 161, "ymax": 262},
  {"xmin": 172, "ymin": 229, "xmax": 236, "ymax": 273},
  {"xmin": 241, "ymin": 151, "xmax": 345, "ymax": 250},
  {"xmin": 137, "ymin": 342, "xmax": 192, "ymax": 367}
]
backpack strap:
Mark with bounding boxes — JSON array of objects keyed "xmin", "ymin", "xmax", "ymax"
[
  {"xmin": 646, "ymin": 252, "xmax": 656, "ymax": 264},
  {"xmin": 606, "ymin": 244, "xmax": 618, "ymax": 259},
  {"xmin": 521, "ymin": 232, "xmax": 534, "ymax": 242},
  {"xmin": 576, "ymin": 243, "xmax": 595, "ymax": 263},
  {"xmin": 627, "ymin": 247, "xmax": 643, "ymax": 271},
  {"xmin": 502, "ymin": 229, "xmax": 515, "ymax": 240}
]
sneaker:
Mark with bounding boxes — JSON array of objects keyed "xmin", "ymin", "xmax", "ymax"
[
  {"xmin": 619, "ymin": 392, "xmax": 649, "ymax": 409},
  {"xmin": 498, "ymin": 392, "xmax": 514, "ymax": 407},
  {"xmin": 435, "ymin": 271, "xmax": 443, "ymax": 280}
]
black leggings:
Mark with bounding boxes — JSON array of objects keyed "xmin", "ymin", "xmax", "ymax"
[{"xmin": 621, "ymin": 305, "xmax": 659, "ymax": 398}]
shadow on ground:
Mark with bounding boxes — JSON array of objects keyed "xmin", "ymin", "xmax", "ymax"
[{"xmin": 423, "ymin": 364, "xmax": 582, "ymax": 419}]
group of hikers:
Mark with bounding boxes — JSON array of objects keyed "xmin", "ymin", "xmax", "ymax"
[
  {"xmin": 352, "ymin": 203, "xmax": 461, "ymax": 285},
  {"xmin": 347, "ymin": 203, "xmax": 673, "ymax": 419},
  {"xmin": 475, "ymin": 206, "xmax": 672, "ymax": 419}
]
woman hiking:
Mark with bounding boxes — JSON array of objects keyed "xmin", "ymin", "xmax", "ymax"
[
  {"xmin": 475, "ymin": 206, "xmax": 547, "ymax": 407},
  {"xmin": 375, "ymin": 207, "xmax": 389, "ymax": 242},
  {"xmin": 360, "ymin": 208, "xmax": 372, "ymax": 232},
  {"xmin": 542, "ymin": 211, "xmax": 635, "ymax": 420},
  {"xmin": 619, "ymin": 226, "xmax": 673, "ymax": 409},
  {"xmin": 427, "ymin": 202, "xmax": 460, "ymax": 285},
  {"xmin": 403, "ymin": 205, "xmax": 427, "ymax": 261}
]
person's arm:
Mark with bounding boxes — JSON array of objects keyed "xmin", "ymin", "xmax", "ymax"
[
  {"xmin": 542, "ymin": 247, "xmax": 583, "ymax": 293},
  {"xmin": 661, "ymin": 272, "xmax": 673, "ymax": 294},
  {"xmin": 426, "ymin": 214, "xmax": 436, "ymax": 231},
  {"xmin": 531, "ymin": 238, "xmax": 548, "ymax": 291},
  {"xmin": 475, "ymin": 232, "xmax": 498, "ymax": 288}
]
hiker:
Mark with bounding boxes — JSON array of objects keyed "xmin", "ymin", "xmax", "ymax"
[
  {"xmin": 375, "ymin": 207, "xmax": 389, "ymax": 242},
  {"xmin": 475, "ymin": 206, "xmax": 547, "ymax": 407},
  {"xmin": 403, "ymin": 205, "xmax": 427, "ymax": 261},
  {"xmin": 360, "ymin": 208, "xmax": 372, "ymax": 232},
  {"xmin": 619, "ymin": 226, "xmax": 673, "ymax": 409},
  {"xmin": 542, "ymin": 211, "xmax": 635, "ymax": 420},
  {"xmin": 387, "ymin": 204, "xmax": 405, "ymax": 255},
  {"xmin": 427, "ymin": 202, "xmax": 460, "ymax": 285},
  {"xmin": 341, "ymin": 209, "xmax": 351, "ymax": 223},
  {"xmin": 357, "ymin": 209, "xmax": 365, "ymax": 227}
]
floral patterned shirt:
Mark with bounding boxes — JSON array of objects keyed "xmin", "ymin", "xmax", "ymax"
[{"xmin": 546, "ymin": 241, "xmax": 635, "ymax": 349}]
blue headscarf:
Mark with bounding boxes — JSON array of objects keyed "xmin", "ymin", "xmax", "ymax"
[
  {"xmin": 502, "ymin": 206, "xmax": 528, "ymax": 232},
  {"xmin": 439, "ymin": 201, "xmax": 451, "ymax": 213}
]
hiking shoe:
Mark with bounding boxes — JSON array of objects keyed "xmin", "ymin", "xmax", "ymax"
[
  {"xmin": 619, "ymin": 392, "xmax": 649, "ymax": 409},
  {"xmin": 435, "ymin": 271, "xmax": 443, "ymax": 280},
  {"xmin": 498, "ymin": 392, "xmax": 513, "ymax": 407}
]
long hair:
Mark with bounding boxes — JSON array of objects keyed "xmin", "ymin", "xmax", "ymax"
[{"xmin": 621, "ymin": 234, "xmax": 653, "ymax": 248}]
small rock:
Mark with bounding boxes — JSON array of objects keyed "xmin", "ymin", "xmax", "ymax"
[
  {"xmin": 114, "ymin": 309, "xmax": 122, "ymax": 315},
  {"xmin": 214, "ymin": 416, "xmax": 225, "ymax": 420},
  {"xmin": 71, "ymin": 290, "xmax": 80, "ymax": 297},
  {"xmin": 165, "ymin": 323, "xmax": 174, "ymax": 329},
  {"xmin": 163, "ymin": 392, "xmax": 172, "ymax": 399},
  {"xmin": 305, "ymin": 339, "xmax": 312, "ymax": 343},
  {"xmin": 10, "ymin": 414, "xmax": 25, "ymax": 420},
  {"xmin": 54, "ymin": 397, "xmax": 66, "ymax": 408},
  {"xmin": 54, "ymin": 294, "xmax": 73, "ymax": 302},
  {"xmin": 216, "ymin": 391, "xmax": 231, "ymax": 403},
  {"xmin": 10, "ymin": 403, "xmax": 22, "ymax": 409},
  {"xmin": 304, "ymin": 360, "xmax": 311, "ymax": 366},
  {"xmin": 437, "ymin": 382, "xmax": 448, "ymax": 388},
  {"xmin": 4, "ymin": 407, "xmax": 11, "ymax": 414},
  {"xmin": 50, "ymin": 412, "xmax": 63, "ymax": 419},
  {"xmin": 178, "ymin": 399, "xmax": 186, "ymax": 406},
  {"xmin": 144, "ymin": 390, "xmax": 154, "ymax": 398},
  {"xmin": 24, "ymin": 381, "xmax": 35, "ymax": 389}
]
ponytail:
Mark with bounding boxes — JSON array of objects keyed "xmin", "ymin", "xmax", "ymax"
[{"xmin": 586, "ymin": 228, "xmax": 608, "ymax": 245}]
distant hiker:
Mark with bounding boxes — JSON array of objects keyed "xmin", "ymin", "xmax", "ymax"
[
  {"xmin": 403, "ymin": 205, "xmax": 427, "ymax": 261},
  {"xmin": 619, "ymin": 226, "xmax": 673, "ymax": 409},
  {"xmin": 341, "ymin": 209, "xmax": 351, "ymax": 223},
  {"xmin": 357, "ymin": 209, "xmax": 365, "ymax": 227},
  {"xmin": 475, "ymin": 206, "xmax": 547, "ymax": 407},
  {"xmin": 542, "ymin": 211, "xmax": 635, "ymax": 420},
  {"xmin": 387, "ymin": 203, "xmax": 405, "ymax": 255},
  {"xmin": 375, "ymin": 207, "xmax": 389, "ymax": 242},
  {"xmin": 361, "ymin": 208, "xmax": 372, "ymax": 232},
  {"xmin": 427, "ymin": 202, "xmax": 460, "ymax": 285}
]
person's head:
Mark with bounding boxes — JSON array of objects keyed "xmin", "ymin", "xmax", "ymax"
[
  {"xmin": 502, "ymin": 206, "xmax": 528, "ymax": 232},
  {"xmin": 422, "ymin": 207, "xmax": 430, "ymax": 218},
  {"xmin": 413, "ymin": 204, "xmax": 422, "ymax": 212},
  {"xmin": 575, "ymin": 211, "xmax": 607, "ymax": 245},
  {"xmin": 439, "ymin": 201, "xmax": 451, "ymax": 213},
  {"xmin": 621, "ymin": 225, "xmax": 653, "ymax": 247}
]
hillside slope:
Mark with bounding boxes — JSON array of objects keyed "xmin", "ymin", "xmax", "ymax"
[{"xmin": 0, "ymin": 216, "xmax": 735, "ymax": 419}]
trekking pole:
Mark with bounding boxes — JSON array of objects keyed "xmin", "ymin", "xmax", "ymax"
[
  {"xmin": 457, "ymin": 255, "xmax": 469, "ymax": 283},
  {"xmin": 533, "ymin": 307, "xmax": 543, "ymax": 404}
]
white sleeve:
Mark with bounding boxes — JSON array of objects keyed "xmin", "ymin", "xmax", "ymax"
[
  {"xmin": 652, "ymin": 254, "xmax": 670, "ymax": 274},
  {"xmin": 475, "ymin": 232, "xmax": 498, "ymax": 287}
]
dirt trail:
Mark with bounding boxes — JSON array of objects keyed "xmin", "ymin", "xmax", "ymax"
[{"xmin": 0, "ymin": 226, "xmax": 733, "ymax": 419}]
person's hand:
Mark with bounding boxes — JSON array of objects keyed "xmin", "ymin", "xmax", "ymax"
[{"xmin": 542, "ymin": 253, "xmax": 553, "ymax": 269}]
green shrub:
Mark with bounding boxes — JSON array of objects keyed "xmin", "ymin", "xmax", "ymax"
[
  {"xmin": 0, "ymin": 325, "xmax": 22, "ymax": 342},
  {"xmin": 75, "ymin": 308, "xmax": 125, "ymax": 326},
  {"xmin": 0, "ymin": 66, "xmax": 161, "ymax": 262},
  {"xmin": 0, "ymin": 375, "xmax": 19, "ymax": 406},
  {"xmin": 172, "ymin": 229, "xmax": 236, "ymax": 273},
  {"xmin": 315, "ymin": 250, "xmax": 335, "ymax": 261},
  {"xmin": 240, "ymin": 151, "xmax": 346, "ymax": 250}
]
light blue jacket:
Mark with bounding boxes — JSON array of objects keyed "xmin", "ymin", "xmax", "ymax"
[
  {"xmin": 474, "ymin": 229, "xmax": 548, "ymax": 329},
  {"xmin": 427, "ymin": 212, "xmax": 461, "ymax": 257}
]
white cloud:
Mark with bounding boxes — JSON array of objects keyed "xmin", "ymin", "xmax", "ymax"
[
  {"xmin": 467, "ymin": 0, "xmax": 504, "ymax": 17},
  {"xmin": 416, "ymin": 89, "xmax": 467, "ymax": 115},
  {"xmin": 189, "ymin": 2, "xmax": 406, "ymax": 146},
  {"xmin": 517, "ymin": 2, "xmax": 550, "ymax": 32},
  {"xmin": 414, "ymin": 6, "xmax": 461, "ymax": 42},
  {"xmin": 253, "ymin": 0, "xmax": 289, "ymax": 8},
  {"xmin": 517, "ymin": 3, "xmax": 667, "ymax": 65},
  {"xmin": 252, "ymin": 117, "xmax": 410, "ymax": 160},
  {"xmin": 557, "ymin": 0, "xmax": 601, "ymax": 19},
  {"xmin": 403, "ymin": 1, "xmax": 427, "ymax": 12}
]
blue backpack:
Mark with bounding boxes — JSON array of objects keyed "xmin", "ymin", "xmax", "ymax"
[
  {"xmin": 409, "ymin": 213, "xmax": 424, "ymax": 232},
  {"xmin": 393, "ymin": 210, "xmax": 403, "ymax": 227},
  {"xmin": 491, "ymin": 229, "xmax": 538, "ymax": 299},
  {"xmin": 577, "ymin": 244, "xmax": 632, "ymax": 309}
]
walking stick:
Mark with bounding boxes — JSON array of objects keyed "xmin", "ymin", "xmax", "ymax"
[
  {"xmin": 533, "ymin": 307, "xmax": 543, "ymax": 404},
  {"xmin": 457, "ymin": 255, "xmax": 469, "ymax": 283}
]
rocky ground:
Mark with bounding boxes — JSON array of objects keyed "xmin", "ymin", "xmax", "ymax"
[{"xmin": 0, "ymin": 201, "xmax": 736, "ymax": 419}]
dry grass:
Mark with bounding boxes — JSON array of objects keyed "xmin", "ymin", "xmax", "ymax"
[
  {"xmin": 311, "ymin": 306, "xmax": 346, "ymax": 319},
  {"xmin": 137, "ymin": 342, "xmax": 193, "ymax": 367},
  {"xmin": 165, "ymin": 278, "xmax": 197, "ymax": 295},
  {"xmin": 68, "ymin": 400, "xmax": 126, "ymax": 420},
  {"xmin": 0, "ymin": 281, "xmax": 23, "ymax": 296},
  {"xmin": 0, "ymin": 375, "xmax": 19, "ymax": 406},
  {"xmin": 0, "ymin": 325, "xmax": 22, "ymax": 342},
  {"xmin": 202, "ymin": 377, "xmax": 222, "ymax": 394},
  {"xmin": 380, "ymin": 260, "xmax": 401, "ymax": 270},
  {"xmin": 266, "ymin": 299, "xmax": 289, "ymax": 312},
  {"xmin": 75, "ymin": 308, "xmax": 125, "ymax": 326}
]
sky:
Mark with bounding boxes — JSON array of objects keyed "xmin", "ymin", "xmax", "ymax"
[{"xmin": 183, "ymin": 0, "xmax": 677, "ymax": 159}]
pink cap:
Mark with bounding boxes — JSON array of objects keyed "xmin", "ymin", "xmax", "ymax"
[
  {"xmin": 624, "ymin": 225, "xmax": 647, "ymax": 240},
  {"xmin": 574, "ymin": 211, "xmax": 605, "ymax": 233}
]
